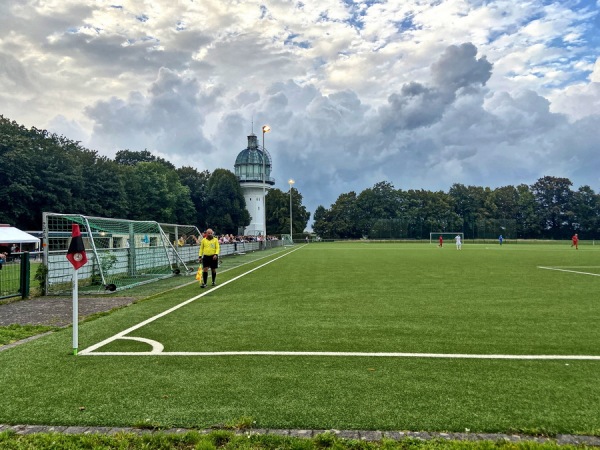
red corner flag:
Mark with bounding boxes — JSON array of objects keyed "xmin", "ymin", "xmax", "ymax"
[{"xmin": 66, "ymin": 224, "xmax": 88, "ymax": 270}]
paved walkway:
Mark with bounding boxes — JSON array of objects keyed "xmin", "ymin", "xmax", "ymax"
[
  {"xmin": 0, "ymin": 296, "xmax": 135, "ymax": 327},
  {"xmin": 1, "ymin": 424, "xmax": 599, "ymax": 446}
]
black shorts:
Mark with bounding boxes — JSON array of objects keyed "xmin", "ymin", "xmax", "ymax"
[{"xmin": 202, "ymin": 255, "xmax": 219, "ymax": 270}]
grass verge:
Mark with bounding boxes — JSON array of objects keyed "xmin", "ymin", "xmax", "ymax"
[
  {"xmin": 0, "ymin": 324, "xmax": 57, "ymax": 346},
  {"xmin": 0, "ymin": 429, "xmax": 585, "ymax": 450}
]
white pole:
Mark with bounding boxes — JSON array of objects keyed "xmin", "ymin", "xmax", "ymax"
[
  {"xmin": 262, "ymin": 125, "xmax": 270, "ymax": 238},
  {"xmin": 262, "ymin": 133, "xmax": 266, "ymax": 236},
  {"xmin": 72, "ymin": 268, "xmax": 78, "ymax": 355},
  {"xmin": 288, "ymin": 179, "xmax": 295, "ymax": 242}
]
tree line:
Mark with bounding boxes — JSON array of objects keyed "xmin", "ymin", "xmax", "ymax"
[
  {"xmin": 4, "ymin": 115, "xmax": 597, "ymax": 241},
  {"xmin": 314, "ymin": 179, "xmax": 600, "ymax": 240},
  {"xmin": 0, "ymin": 116, "xmax": 310, "ymax": 235}
]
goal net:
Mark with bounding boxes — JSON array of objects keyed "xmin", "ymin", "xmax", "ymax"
[
  {"xmin": 281, "ymin": 234, "xmax": 294, "ymax": 246},
  {"xmin": 430, "ymin": 232, "xmax": 464, "ymax": 245},
  {"xmin": 43, "ymin": 213, "xmax": 202, "ymax": 295}
]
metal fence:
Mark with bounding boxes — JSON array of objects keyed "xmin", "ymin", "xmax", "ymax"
[
  {"xmin": 0, "ymin": 252, "xmax": 33, "ymax": 300},
  {"xmin": 42, "ymin": 213, "xmax": 288, "ymax": 296}
]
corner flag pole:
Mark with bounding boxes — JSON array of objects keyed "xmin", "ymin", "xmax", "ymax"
[
  {"xmin": 66, "ymin": 224, "xmax": 88, "ymax": 356},
  {"xmin": 72, "ymin": 268, "xmax": 79, "ymax": 355}
]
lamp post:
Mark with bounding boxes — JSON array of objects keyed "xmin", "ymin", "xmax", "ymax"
[
  {"xmin": 262, "ymin": 125, "xmax": 271, "ymax": 238},
  {"xmin": 288, "ymin": 179, "xmax": 295, "ymax": 240}
]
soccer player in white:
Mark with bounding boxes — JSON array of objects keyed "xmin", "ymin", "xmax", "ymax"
[{"xmin": 455, "ymin": 234, "xmax": 462, "ymax": 250}]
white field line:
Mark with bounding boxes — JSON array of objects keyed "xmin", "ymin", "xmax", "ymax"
[
  {"xmin": 538, "ymin": 266, "xmax": 600, "ymax": 277},
  {"xmin": 80, "ymin": 248, "xmax": 600, "ymax": 360},
  {"xmin": 80, "ymin": 350, "xmax": 600, "ymax": 360},
  {"xmin": 78, "ymin": 245, "xmax": 304, "ymax": 355}
]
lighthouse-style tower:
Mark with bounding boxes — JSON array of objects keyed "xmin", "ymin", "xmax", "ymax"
[{"xmin": 234, "ymin": 133, "xmax": 274, "ymax": 236}]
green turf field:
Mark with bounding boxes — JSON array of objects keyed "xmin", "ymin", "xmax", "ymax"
[{"xmin": 1, "ymin": 242, "xmax": 599, "ymax": 435}]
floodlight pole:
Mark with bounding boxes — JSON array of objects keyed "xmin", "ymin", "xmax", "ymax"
[
  {"xmin": 262, "ymin": 125, "xmax": 270, "ymax": 238},
  {"xmin": 288, "ymin": 179, "xmax": 295, "ymax": 240}
]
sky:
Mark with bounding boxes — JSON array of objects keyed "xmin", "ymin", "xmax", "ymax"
[{"xmin": 1, "ymin": 0, "xmax": 600, "ymax": 226}]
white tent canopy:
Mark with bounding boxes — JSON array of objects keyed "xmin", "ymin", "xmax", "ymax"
[{"xmin": 0, "ymin": 227, "xmax": 40, "ymax": 248}]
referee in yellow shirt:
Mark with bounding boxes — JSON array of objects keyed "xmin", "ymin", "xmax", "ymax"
[{"xmin": 199, "ymin": 228, "xmax": 220, "ymax": 288}]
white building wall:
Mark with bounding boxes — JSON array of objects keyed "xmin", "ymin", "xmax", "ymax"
[{"xmin": 241, "ymin": 182, "xmax": 269, "ymax": 236}]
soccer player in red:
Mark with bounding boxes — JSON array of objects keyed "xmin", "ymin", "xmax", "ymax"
[
  {"xmin": 438, "ymin": 235, "xmax": 443, "ymax": 247},
  {"xmin": 571, "ymin": 233, "xmax": 579, "ymax": 250}
]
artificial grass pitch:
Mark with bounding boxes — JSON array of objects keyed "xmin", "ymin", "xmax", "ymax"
[{"xmin": 0, "ymin": 242, "xmax": 599, "ymax": 435}]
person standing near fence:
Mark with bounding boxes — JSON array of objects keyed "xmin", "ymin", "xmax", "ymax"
[{"xmin": 199, "ymin": 228, "xmax": 220, "ymax": 288}]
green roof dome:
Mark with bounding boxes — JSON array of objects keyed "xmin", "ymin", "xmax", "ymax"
[{"xmin": 234, "ymin": 134, "xmax": 274, "ymax": 185}]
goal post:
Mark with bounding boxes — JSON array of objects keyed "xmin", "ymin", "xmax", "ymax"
[
  {"xmin": 42, "ymin": 213, "xmax": 202, "ymax": 295},
  {"xmin": 430, "ymin": 232, "xmax": 464, "ymax": 244}
]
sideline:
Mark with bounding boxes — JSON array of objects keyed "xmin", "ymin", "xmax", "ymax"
[
  {"xmin": 80, "ymin": 249, "xmax": 600, "ymax": 360},
  {"xmin": 81, "ymin": 349, "xmax": 600, "ymax": 360},
  {"xmin": 538, "ymin": 266, "xmax": 600, "ymax": 277}
]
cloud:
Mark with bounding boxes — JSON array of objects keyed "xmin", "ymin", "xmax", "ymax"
[
  {"xmin": 85, "ymin": 68, "xmax": 219, "ymax": 165},
  {"xmin": 0, "ymin": 53, "xmax": 35, "ymax": 93},
  {"xmin": 430, "ymin": 43, "xmax": 493, "ymax": 91},
  {"xmin": 1, "ymin": 0, "xmax": 599, "ymax": 224}
]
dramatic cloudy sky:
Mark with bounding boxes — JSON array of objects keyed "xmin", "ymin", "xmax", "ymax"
[{"xmin": 1, "ymin": 1, "xmax": 600, "ymax": 223}]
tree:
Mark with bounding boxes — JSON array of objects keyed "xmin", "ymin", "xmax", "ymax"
[
  {"xmin": 0, "ymin": 117, "xmax": 39, "ymax": 227},
  {"xmin": 448, "ymin": 184, "xmax": 493, "ymax": 237},
  {"xmin": 266, "ymin": 188, "xmax": 290, "ymax": 234},
  {"xmin": 571, "ymin": 186, "xmax": 600, "ymax": 237},
  {"xmin": 115, "ymin": 149, "xmax": 175, "ymax": 169},
  {"xmin": 531, "ymin": 176, "xmax": 574, "ymax": 239},
  {"xmin": 122, "ymin": 162, "xmax": 195, "ymax": 223},
  {"xmin": 326, "ymin": 192, "xmax": 362, "ymax": 239},
  {"xmin": 266, "ymin": 187, "xmax": 310, "ymax": 235},
  {"xmin": 312, "ymin": 205, "xmax": 331, "ymax": 238},
  {"xmin": 356, "ymin": 181, "xmax": 399, "ymax": 237},
  {"xmin": 177, "ymin": 166, "xmax": 211, "ymax": 228},
  {"xmin": 514, "ymin": 184, "xmax": 538, "ymax": 238},
  {"xmin": 205, "ymin": 168, "xmax": 250, "ymax": 234},
  {"xmin": 405, "ymin": 189, "xmax": 460, "ymax": 236},
  {"xmin": 290, "ymin": 188, "xmax": 310, "ymax": 236},
  {"xmin": 72, "ymin": 150, "xmax": 128, "ymax": 219},
  {"xmin": 491, "ymin": 185, "xmax": 519, "ymax": 220},
  {"xmin": 0, "ymin": 117, "xmax": 90, "ymax": 228}
]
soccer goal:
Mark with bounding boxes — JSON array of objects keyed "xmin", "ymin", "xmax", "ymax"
[
  {"xmin": 281, "ymin": 234, "xmax": 294, "ymax": 246},
  {"xmin": 43, "ymin": 213, "xmax": 202, "ymax": 295},
  {"xmin": 430, "ymin": 232, "xmax": 464, "ymax": 245}
]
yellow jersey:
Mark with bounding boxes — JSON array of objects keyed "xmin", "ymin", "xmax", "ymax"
[{"xmin": 199, "ymin": 237, "xmax": 220, "ymax": 257}]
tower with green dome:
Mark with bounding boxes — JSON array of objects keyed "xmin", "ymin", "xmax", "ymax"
[{"xmin": 234, "ymin": 133, "xmax": 274, "ymax": 236}]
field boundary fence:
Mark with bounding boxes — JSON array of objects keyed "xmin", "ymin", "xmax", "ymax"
[
  {"xmin": 42, "ymin": 213, "xmax": 286, "ymax": 296},
  {"xmin": 0, "ymin": 252, "xmax": 33, "ymax": 300}
]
